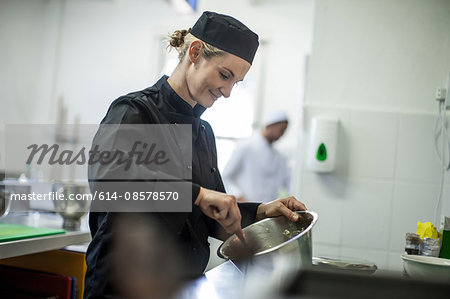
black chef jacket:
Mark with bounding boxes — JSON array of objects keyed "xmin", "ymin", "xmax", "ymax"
[{"xmin": 84, "ymin": 76, "xmax": 261, "ymax": 298}]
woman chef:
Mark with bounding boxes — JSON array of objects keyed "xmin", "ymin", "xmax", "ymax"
[{"xmin": 84, "ymin": 11, "xmax": 306, "ymax": 298}]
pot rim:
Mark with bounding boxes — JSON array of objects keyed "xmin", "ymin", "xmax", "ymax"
[{"xmin": 217, "ymin": 210, "xmax": 318, "ymax": 259}]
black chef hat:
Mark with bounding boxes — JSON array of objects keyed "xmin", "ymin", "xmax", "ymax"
[{"xmin": 190, "ymin": 11, "xmax": 259, "ymax": 65}]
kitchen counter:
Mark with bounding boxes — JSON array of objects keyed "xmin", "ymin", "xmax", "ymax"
[
  {"xmin": 178, "ymin": 256, "xmax": 298, "ymax": 299},
  {"xmin": 178, "ymin": 260, "xmax": 245, "ymax": 299},
  {"xmin": 178, "ymin": 259, "xmax": 450, "ymax": 299},
  {"xmin": 0, "ymin": 212, "xmax": 91, "ymax": 259}
]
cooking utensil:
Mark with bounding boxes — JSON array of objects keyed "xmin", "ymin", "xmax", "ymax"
[
  {"xmin": 218, "ymin": 210, "xmax": 318, "ymax": 271},
  {"xmin": 312, "ymin": 256, "xmax": 377, "ymax": 274},
  {"xmin": 52, "ymin": 182, "xmax": 91, "ymax": 230}
]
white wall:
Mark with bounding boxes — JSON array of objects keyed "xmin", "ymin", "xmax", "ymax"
[
  {"xmin": 303, "ymin": 0, "xmax": 450, "ymax": 271},
  {"xmin": 0, "ymin": 0, "xmax": 47, "ymax": 124},
  {"xmin": 0, "ymin": 0, "xmax": 49, "ymax": 171}
]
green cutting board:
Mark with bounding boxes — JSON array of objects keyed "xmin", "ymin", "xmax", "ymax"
[{"xmin": 0, "ymin": 223, "xmax": 66, "ymax": 242}]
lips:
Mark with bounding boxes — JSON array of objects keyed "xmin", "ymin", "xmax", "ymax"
[{"xmin": 209, "ymin": 91, "xmax": 220, "ymax": 101}]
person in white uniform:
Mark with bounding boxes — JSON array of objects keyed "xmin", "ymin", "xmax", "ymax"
[{"xmin": 222, "ymin": 110, "xmax": 291, "ymax": 203}]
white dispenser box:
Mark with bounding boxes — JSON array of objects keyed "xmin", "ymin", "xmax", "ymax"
[{"xmin": 307, "ymin": 117, "xmax": 339, "ymax": 173}]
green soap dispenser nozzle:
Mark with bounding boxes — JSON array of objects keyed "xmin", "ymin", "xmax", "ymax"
[{"xmin": 316, "ymin": 143, "xmax": 327, "ymax": 161}]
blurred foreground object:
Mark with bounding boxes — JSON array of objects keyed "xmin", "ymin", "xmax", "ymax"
[
  {"xmin": 284, "ymin": 266, "xmax": 450, "ymax": 299},
  {"xmin": 112, "ymin": 214, "xmax": 187, "ymax": 299}
]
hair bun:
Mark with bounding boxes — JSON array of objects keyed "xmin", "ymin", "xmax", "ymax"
[{"xmin": 169, "ymin": 28, "xmax": 191, "ymax": 48}]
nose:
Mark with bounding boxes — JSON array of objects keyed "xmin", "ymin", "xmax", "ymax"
[{"xmin": 220, "ymin": 82, "xmax": 234, "ymax": 98}]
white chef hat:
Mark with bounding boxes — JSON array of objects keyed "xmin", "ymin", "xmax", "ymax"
[{"xmin": 263, "ymin": 110, "xmax": 289, "ymax": 127}]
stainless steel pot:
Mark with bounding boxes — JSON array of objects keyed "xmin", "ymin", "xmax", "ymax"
[
  {"xmin": 218, "ymin": 210, "xmax": 318, "ymax": 272},
  {"xmin": 52, "ymin": 182, "xmax": 91, "ymax": 230}
]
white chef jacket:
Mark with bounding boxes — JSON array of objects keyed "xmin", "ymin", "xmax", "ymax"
[{"xmin": 222, "ymin": 133, "xmax": 291, "ymax": 203}]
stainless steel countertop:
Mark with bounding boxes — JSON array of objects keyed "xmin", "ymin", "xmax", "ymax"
[
  {"xmin": 0, "ymin": 212, "xmax": 91, "ymax": 259},
  {"xmin": 178, "ymin": 258, "xmax": 435, "ymax": 299},
  {"xmin": 177, "ymin": 260, "xmax": 245, "ymax": 299},
  {"xmin": 178, "ymin": 256, "xmax": 295, "ymax": 299}
]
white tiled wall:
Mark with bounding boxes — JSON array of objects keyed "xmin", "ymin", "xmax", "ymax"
[
  {"xmin": 302, "ymin": 105, "xmax": 450, "ymax": 272},
  {"xmin": 389, "ymin": 182, "xmax": 439, "ymax": 252},
  {"xmin": 395, "ymin": 113, "xmax": 450, "ymax": 184},
  {"xmin": 347, "ymin": 110, "xmax": 398, "ymax": 179},
  {"xmin": 340, "ymin": 247, "xmax": 389, "ymax": 270},
  {"xmin": 340, "ymin": 179, "xmax": 393, "ymax": 251},
  {"xmin": 301, "ymin": 173, "xmax": 345, "ymax": 246},
  {"xmin": 301, "ymin": 0, "xmax": 450, "ymax": 273},
  {"xmin": 313, "ymin": 243, "xmax": 342, "ymax": 258}
]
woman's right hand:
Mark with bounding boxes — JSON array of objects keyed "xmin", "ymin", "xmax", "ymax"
[{"xmin": 195, "ymin": 187, "xmax": 243, "ymax": 237}]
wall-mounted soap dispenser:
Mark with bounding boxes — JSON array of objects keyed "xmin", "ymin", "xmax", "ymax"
[{"xmin": 307, "ymin": 117, "xmax": 339, "ymax": 173}]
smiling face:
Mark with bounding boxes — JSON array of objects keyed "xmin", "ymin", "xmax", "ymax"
[{"xmin": 184, "ymin": 41, "xmax": 251, "ymax": 108}]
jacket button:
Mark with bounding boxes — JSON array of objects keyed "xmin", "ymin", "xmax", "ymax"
[
  {"xmin": 187, "ymin": 165, "xmax": 192, "ymax": 170},
  {"xmin": 211, "ymin": 167, "xmax": 216, "ymax": 173},
  {"xmin": 201, "ymin": 124, "xmax": 205, "ymax": 130}
]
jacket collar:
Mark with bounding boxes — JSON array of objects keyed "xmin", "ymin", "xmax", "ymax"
[{"xmin": 158, "ymin": 75, "xmax": 206, "ymax": 118}]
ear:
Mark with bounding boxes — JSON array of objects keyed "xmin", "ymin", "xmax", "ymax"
[{"xmin": 188, "ymin": 40, "xmax": 203, "ymax": 63}]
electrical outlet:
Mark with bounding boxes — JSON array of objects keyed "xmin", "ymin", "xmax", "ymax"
[{"xmin": 436, "ymin": 87, "xmax": 446, "ymax": 101}]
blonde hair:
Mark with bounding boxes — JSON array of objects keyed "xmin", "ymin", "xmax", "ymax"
[{"xmin": 168, "ymin": 29, "xmax": 227, "ymax": 61}]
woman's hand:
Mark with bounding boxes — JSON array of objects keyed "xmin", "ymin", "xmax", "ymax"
[
  {"xmin": 195, "ymin": 187, "xmax": 243, "ymax": 237},
  {"xmin": 255, "ymin": 196, "xmax": 307, "ymax": 222}
]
